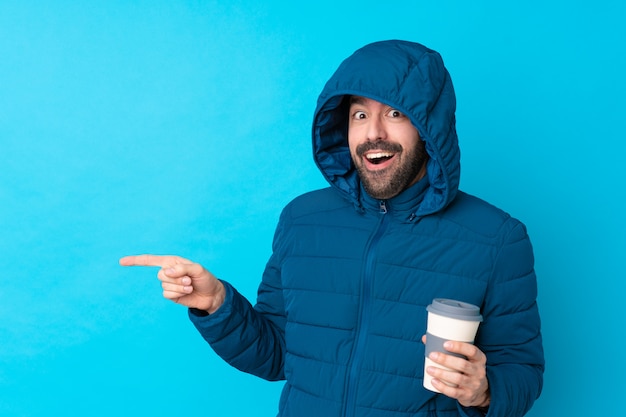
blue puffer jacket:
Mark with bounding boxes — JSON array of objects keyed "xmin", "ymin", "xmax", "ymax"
[{"xmin": 190, "ymin": 40, "xmax": 544, "ymax": 417}]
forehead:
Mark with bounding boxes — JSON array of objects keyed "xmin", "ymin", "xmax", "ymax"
[{"xmin": 349, "ymin": 95, "xmax": 386, "ymax": 107}]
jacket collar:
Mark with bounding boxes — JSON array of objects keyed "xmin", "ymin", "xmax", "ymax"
[{"xmin": 359, "ymin": 175, "xmax": 430, "ymax": 220}]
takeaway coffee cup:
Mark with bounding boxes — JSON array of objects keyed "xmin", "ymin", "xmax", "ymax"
[{"xmin": 423, "ymin": 298, "xmax": 483, "ymax": 392}]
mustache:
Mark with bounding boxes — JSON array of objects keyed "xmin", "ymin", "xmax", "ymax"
[{"xmin": 356, "ymin": 140, "xmax": 403, "ymax": 157}]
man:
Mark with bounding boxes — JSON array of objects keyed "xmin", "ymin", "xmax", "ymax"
[{"xmin": 121, "ymin": 40, "xmax": 544, "ymax": 417}]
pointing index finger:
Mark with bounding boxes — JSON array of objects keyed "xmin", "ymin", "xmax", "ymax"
[{"xmin": 119, "ymin": 254, "xmax": 188, "ymax": 267}]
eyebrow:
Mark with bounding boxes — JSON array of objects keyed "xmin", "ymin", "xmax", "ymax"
[{"xmin": 349, "ymin": 96, "xmax": 366, "ymax": 105}]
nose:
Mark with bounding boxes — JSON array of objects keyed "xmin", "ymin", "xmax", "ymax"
[{"xmin": 366, "ymin": 116, "xmax": 387, "ymax": 141}]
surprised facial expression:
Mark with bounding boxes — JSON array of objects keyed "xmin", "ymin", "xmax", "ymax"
[{"xmin": 348, "ymin": 96, "xmax": 428, "ymax": 200}]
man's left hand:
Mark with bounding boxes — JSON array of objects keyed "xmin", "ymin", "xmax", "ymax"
[{"xmin": 422, "ymin": 335, "xmax": 490, "ymax": 409}]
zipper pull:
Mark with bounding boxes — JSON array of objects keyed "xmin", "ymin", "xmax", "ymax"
[{"xmin": 379, "ymin": 201, "xmax": 388, "ymax": 214}]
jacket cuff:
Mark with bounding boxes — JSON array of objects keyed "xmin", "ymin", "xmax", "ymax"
[
  {"xmin": 458, "ymin": 402, "xmax": 489, "ymax": 417},
  {"xmin": 188, "ymin": 280, "xmax": 234, "ymax": 327}
]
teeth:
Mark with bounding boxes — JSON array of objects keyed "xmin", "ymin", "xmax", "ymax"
[{"xmin": 366, "ymin": 152, "xmax": 394, "ymax": 160}]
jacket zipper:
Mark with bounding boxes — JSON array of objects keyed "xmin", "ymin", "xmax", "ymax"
[{"xmin": 343, "ymin": 201, "xmax": 389, "ymax": 417}]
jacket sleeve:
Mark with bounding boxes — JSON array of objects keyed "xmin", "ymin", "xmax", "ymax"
[
  {"xmin": 461, "ymin": 219, "xmax": 544, "ymax": 417},
  {"xmin": 187, "ymin": 211, "xmax": 289, "ymax": 382}
]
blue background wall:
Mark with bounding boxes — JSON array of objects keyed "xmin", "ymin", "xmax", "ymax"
[{"xmin": 2, "ymin": 1, "xmax": 624, "ymax": 415}]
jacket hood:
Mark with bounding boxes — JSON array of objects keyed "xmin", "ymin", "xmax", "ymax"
[{"xmin": 312, "ymin": 40, "xmax": 460, "ymax": 217}]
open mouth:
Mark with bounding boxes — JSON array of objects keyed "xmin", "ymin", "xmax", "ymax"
[{"xmin": 365, "ymin": 151, "xmax": 395, "ymax": 165}]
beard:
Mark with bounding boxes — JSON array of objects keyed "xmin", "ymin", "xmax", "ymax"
[{"xmin": 354, "ymin": 140, "xmax": 428, "ymax": 200}]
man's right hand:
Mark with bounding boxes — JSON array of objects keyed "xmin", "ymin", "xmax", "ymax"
[{"xmin": 119, "ymin": 254, "xmax": 226, "ymax": 314}]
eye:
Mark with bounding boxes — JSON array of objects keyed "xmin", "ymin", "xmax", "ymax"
[
  {"xmin": 388, "ymin": 109, "xmax": 405, "ymax": 118},
  {"xmin": 352, "ymin": 111, "xmax": 367, "ymax": 120}
]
